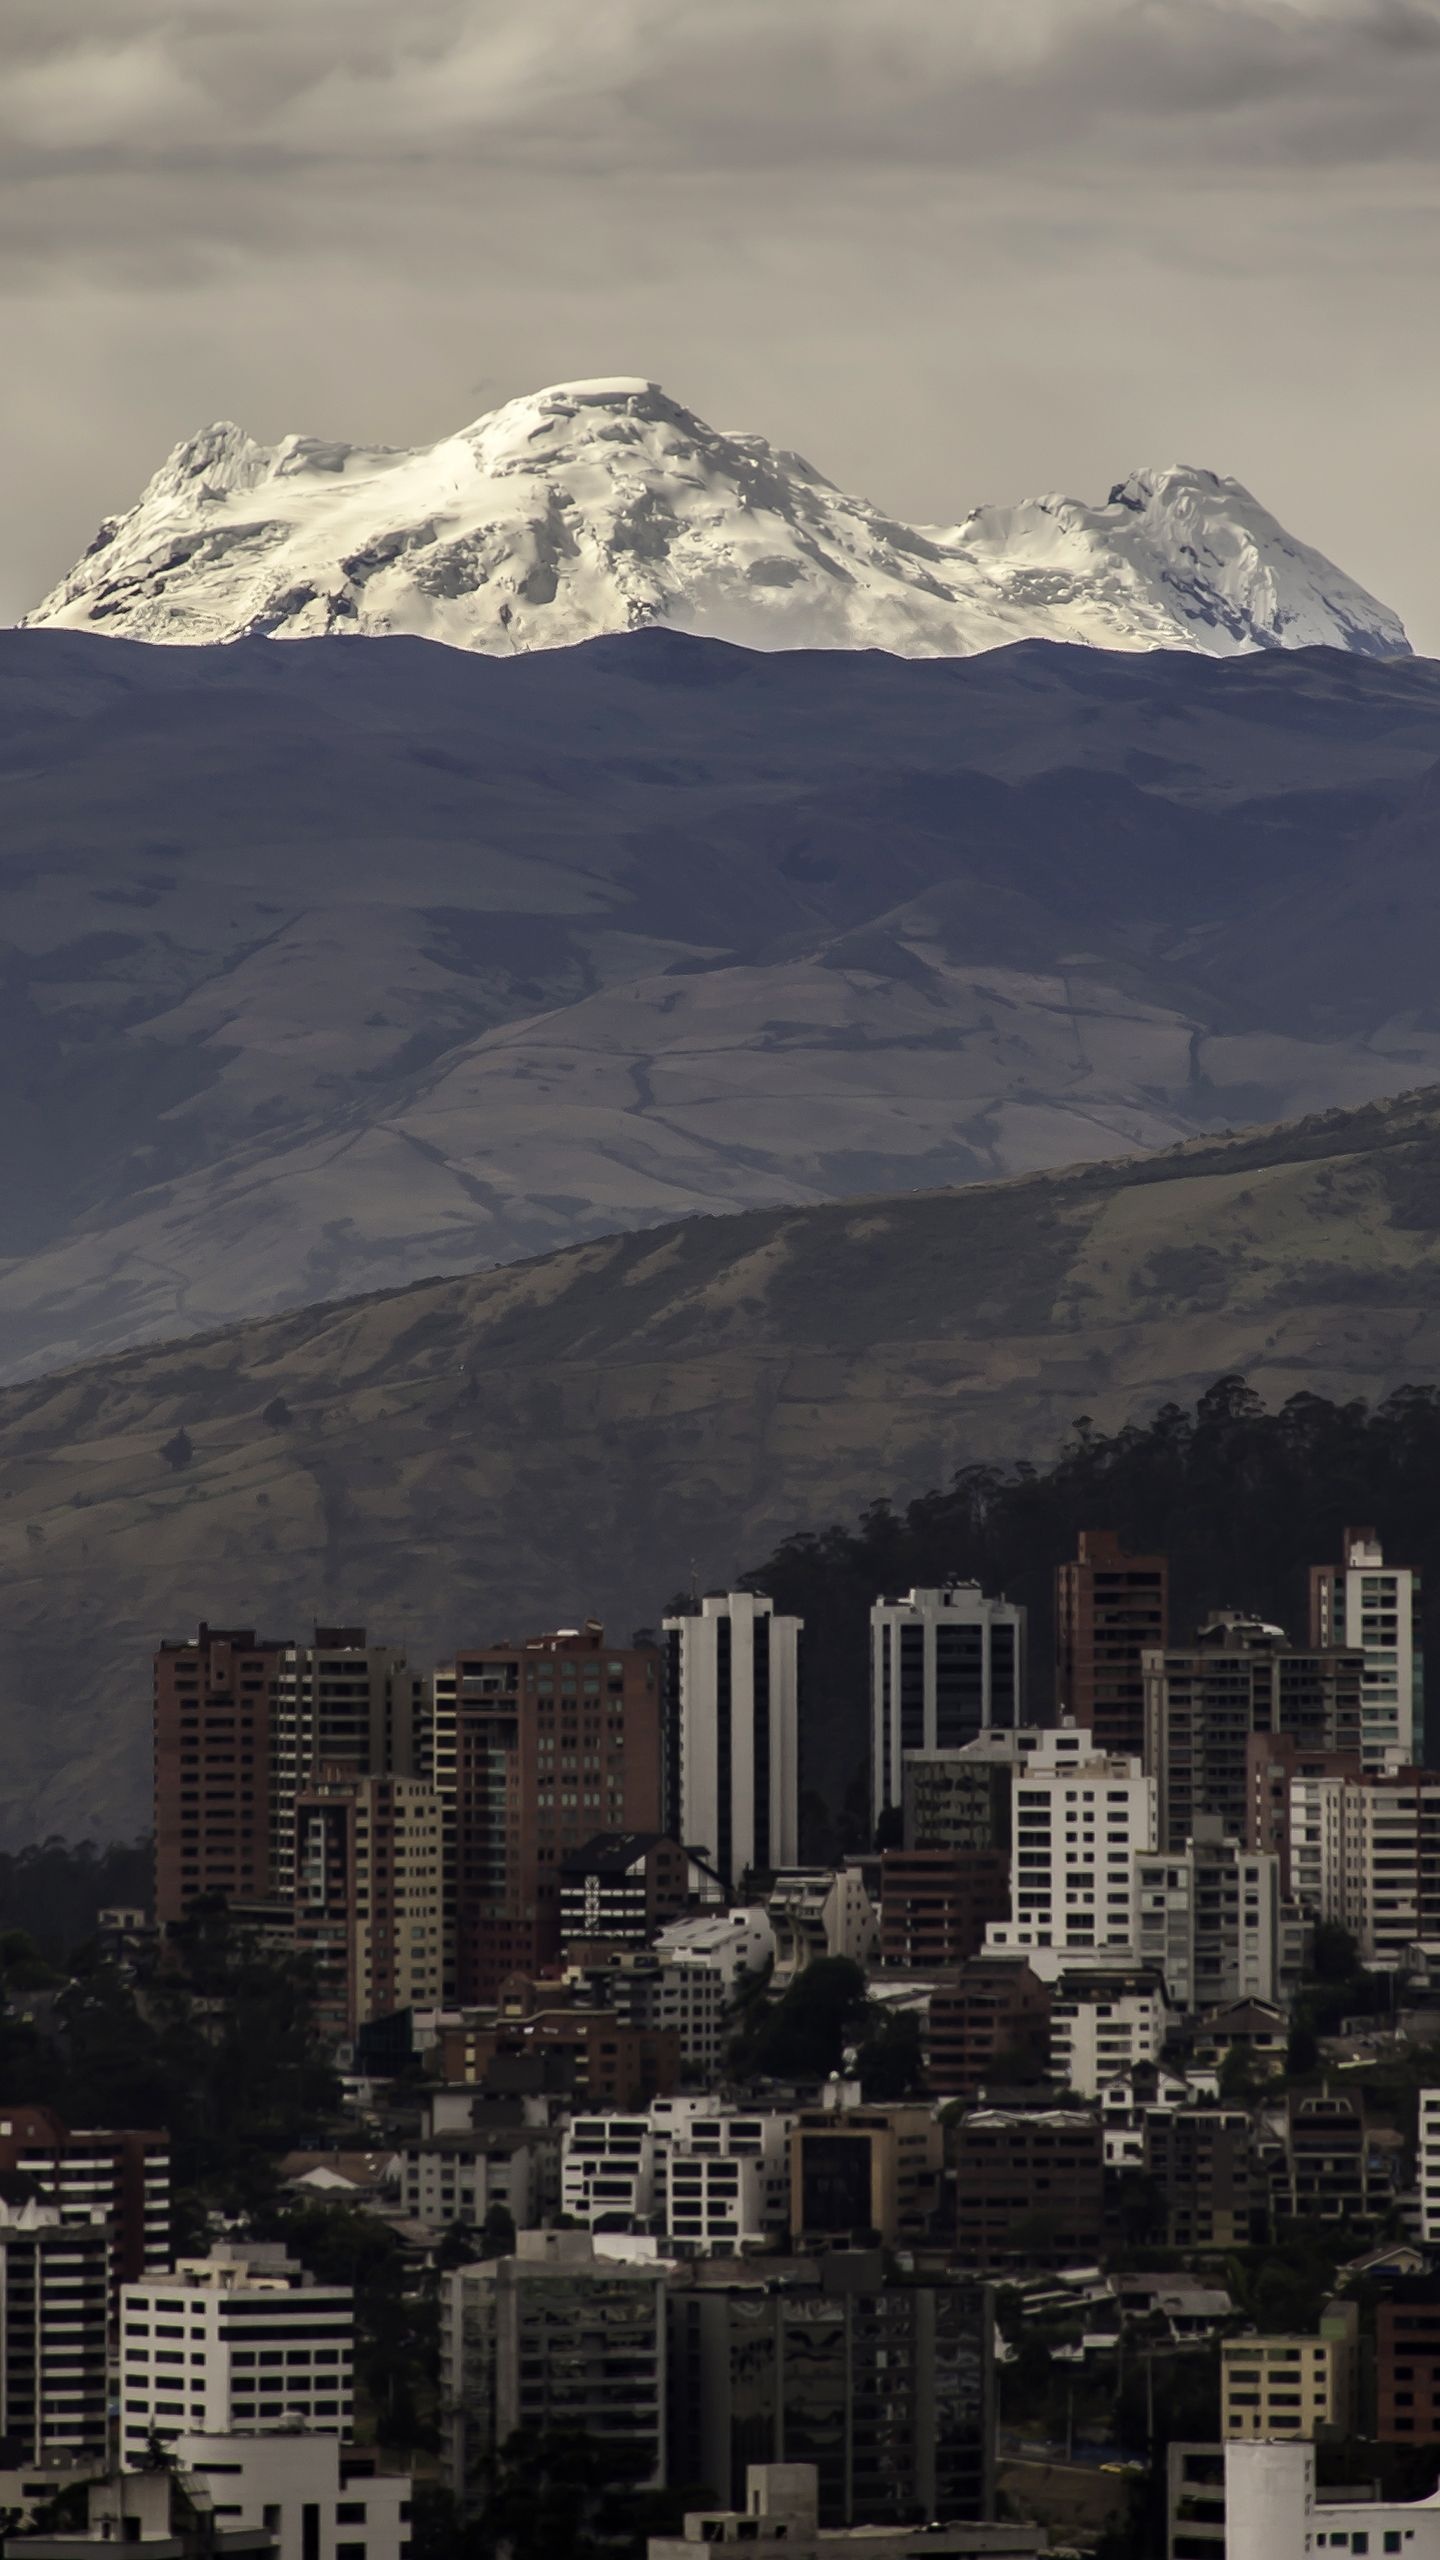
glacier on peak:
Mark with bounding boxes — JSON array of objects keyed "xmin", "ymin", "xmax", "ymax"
[{"xmin": 23, "ymin": 377, "xmax": 1409, "ymax": 662}]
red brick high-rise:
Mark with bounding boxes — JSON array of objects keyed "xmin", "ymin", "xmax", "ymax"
[
  {"xmin": 1055, "ymin": 1530, "xmax": 1168, "ymax": 1760},
  {"xmin": 153, "ymin": 1625, "xmax": 288, "ymax": 1925},
  {"xmin": 441, "ymin": 1622, "xmax": 663, "ymax": 2006}
]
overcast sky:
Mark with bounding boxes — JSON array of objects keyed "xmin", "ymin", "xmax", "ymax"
[{"xmin": 5, "ymin": 0, "xmax": 1440, "ymax": 645}]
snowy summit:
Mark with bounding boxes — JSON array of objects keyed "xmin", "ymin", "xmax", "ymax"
[{"xmin": 25, "ymin": 376, "xmax": 1409, "ymax": 660}]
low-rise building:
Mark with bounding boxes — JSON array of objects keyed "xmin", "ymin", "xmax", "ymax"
[
  {"xmin": 767, "ymin": 1868, "xmax": 879, "ymax": 1982},
  {"xmin": 165, "ymin": 2434, "xmax": 411, "ymax": 2560},
  {"xmin": 1134, "ymin": 1828, "xmax": 1283, "ymax": 2011},
  {"xmin": 1221, "ymin": 2300, "xmax": 1359, "ymax": 2440},
  {"xmin": 1226, "ymin": 2439, "xmax": 1440, "ymax": 2560},
  {"xmin": 399, "ymin": 2124, "xmax": 557, "ymax": 2231},
  {"xmin": 647, "ymin": 2464, "xmax": 1038, "ymax": 2560},
  {"xmin": 1376, "ymin": 2276, "xmax": 1440, "ymax": 2441},
  {"xmin": 437, "ymin": 2002, "xmax": 681, "ymax": 2109},
  {"xmin": 558, "ymin": 1833, "xmax": 720, "ymax": 1949},
  {"xmin": 13, "ymin": 2462, "xmax": 276, "ymax": 2560}
]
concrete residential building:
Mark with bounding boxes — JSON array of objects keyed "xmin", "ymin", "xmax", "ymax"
[
  {"xmin": 664, "ymin": 1594, "xmax": 802, "ymax": 1888},
  {"xmin": 1048, "ymin": 1969, "xmax": 1167, "ymax": 2100},
  {"xmin": 1226, "ymin": 2440, "xmax": 1440, "ymax": 2560},
  {"xmin": 647, "ymin": 1906, "xmax": 775, "ymax": 2074},
  {"xmin": 1376, "ymin": 2277, "xmax": 1440, "ymax": 2440},
  {"xmin": 560, "ymin": 2098, "xmax": 793, "ymax": 2249},
  {"xmin": 984, "ymin": 1747, "xmax": 1154, "ymax": 1960},
  {"xmin": 444, "ymin": 1622, "xmax": 664, "ymax": 2004},
  {"xmin": 119, "ymin": 2247, "xmax": 354, "ymax": 2458},
  {"xmin": 271, "ymin": 1630, "xmax": 427, "ymax": 1896},
  {"xmin": 1221, "ymin": 2301, "xmax": 1359, "ymax": 2441},
  {"xmin": 1311, "ymin": 1527, "xmax": 1424, "ymax": 1769},
  {"xmin": 1268, "ymin": 1759, "xmax": 1440, "ymax": 1968},
  {"xmin": 648, "ymin": 2463, "xmax": 1036, "ymax": 2560},
  {"xmin": 0, "ymin": 2194, "xmax": 109, "ymax": 2461},
  {"xmin": 167, "ymin": 2435, "xmax": 411, "ymax": 2560},
  {"xmin": 901, "ymin": 1753, "xmax": 1012, "ymax": 1856},
  {"xmin": 788, "ymin": 2098, "xmax": 943, "ymax": 2247},
  {"xmin": 154, "ymin": 1625, "xmax": 289, "ymax": 1923},
  {"xmin": 927, "ymin": 1957, "xmax": 1052, "ymax": 2100},
  {"xmin": 668, "ymin": 2257, "xmax": 994, "ymax": 2528},
  {"xmin": 0, "ymin": 2107, "xmax": 169, "ymax": 2305},
  {"xmin": 15, "ymin": 2464, "xmax": 277, "ymax": 2560},
  {"xmin": 293, "ymin": 1772, "xmax": 444, "ymax": 2044},
  {"xmin": 1145, "ymin": 2110, "xmax": 1261, "ymax": 2251},
  {"xmin": 1134, "ymin": 1830, "xmax": 1282, "ymax": 2011},
  {"xmin": 953, "ymin": 2111, "xmax": 1105, "ymax": 2267},
  {"xmin": 400, "ymin": 2125, "xmax": 558, "ymax": 2232},
  {"xmin": 1144, "ymin": 1615, "xmax": 1364, "ymax": 1853},
  {"xmin": 1056, "ymin": 1531, "xmax": 1169, "ymax": 1761},
  {"xmin": 442, "ymin": 2234, "xmax": 671, "ymax": 2505},
  {"xmin": 871, "ymin": 1584, "xmax": 1024, "ymax": 1822},
  {"xmin": 1421, "ymin": 2089, "xmax": 1440, "ymax": 2246},
  {"xmin": 767, "ymin": 1868, "xmax": 879, "ymax": 1982},
  {"xmin": 878, "ymin": 1849, "xmax": 1009, "ymax": 1971}
]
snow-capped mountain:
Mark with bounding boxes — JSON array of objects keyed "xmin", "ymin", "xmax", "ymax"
[{"xmin": 26, "ymin": 377, "xmax": 1408, "ymax": 660}]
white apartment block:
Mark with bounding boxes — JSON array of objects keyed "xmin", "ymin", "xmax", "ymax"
[
  {"xmin": 871, "ymin": 1582, "xmax": 1026, "ymax": 1819},
  {"xmin": 766, "ymin": 1867, "xmax": 879, "ymax": 1982},
  {"xmin": 663, "ymin": 1594, "xmax": 801, "ymax": 1887},
  {"xmin": 1134, "ymin": 1833, "xmax": 1280, "ymax": 2011},
  {"xmin": 562, "ymin": 2099, "xmax": 793, "ymax": 2248},
  {"xmin": 400, "ymin": 2128, "xmax": 557, "ymax": 2231},
  {"xmin": 562, "ymin": 2118, "xmax": 657, "ymax": 2228},
  {"xmin": 171, "ymin": 2433, "xmax": 412, "ymax": 2560},
  {"xmin": 1311, "ymin": 1528, "xmax": 1422, "ymax": 1769},
  {"xmin": 119, "ymin": 2248, "xmax": 354, "ymax": 2456},
  {"xmin": 643, "ymin": 1907, "xmax": 776, "ymax": 2075},
  {"xmin": 1420, "ymin": 2088, "xmax": 1440, "ymax": 2246},
  {"xmin": 1228, "ymin": 2440, "xmax": 1440, "ymax": 2560},
  {"xmin": 984, "ymin": 1751, "xmax": 1154, "ymax": 1959},
  {"xmin": 1286, "ymin": 1764, "xmax": 1440, "ymax": 1970},
  {"xmin": 1049, "ymin": 1973, "xmax": 1168, "ymax": 2100}
]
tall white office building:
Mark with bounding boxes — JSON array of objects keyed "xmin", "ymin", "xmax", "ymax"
[
  {"xmin": 663, "ymin": 1593, "xmax": 801, "ymax": 1888},
  {"xmin": 1310, "ymin": 1528, "xmax": 1423, "ymax": 1769},
  {"xmin": 871, "ymin": 1582, "xmax": 1025, "ymax": 1822}
]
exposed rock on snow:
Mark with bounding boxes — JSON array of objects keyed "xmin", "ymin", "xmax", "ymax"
[{"xmin": 26, "ymin": 378, "xmax": 1408, "ymax": 660}]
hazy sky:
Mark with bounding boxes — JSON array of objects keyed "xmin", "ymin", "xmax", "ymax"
[{"xmin": 5, "ymin": 0, "xmax": 1440, "ymax": 645}]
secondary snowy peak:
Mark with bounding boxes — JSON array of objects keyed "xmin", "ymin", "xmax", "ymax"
[{"xmin": 26, "ymin": 376, "xmax": 1409, "ymax": 661}]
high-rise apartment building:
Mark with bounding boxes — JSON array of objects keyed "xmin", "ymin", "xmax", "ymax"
[
  {"xmin": 1143, "ymin": 1614, "xmax": 1364, "ymax": 1852},
  {"xmin": 0, "ymin": 2194, "xmax": 109, "ymax": 2460},
  {"xmin": 1134, "ymin": 1828, "xmax": 1282, "ymax": 2010},
  {"xmin": 154, "ymin": 1625, "xmax": 288, "ymax": 1924},
  {"xmin": 442, "ymin": 2234, "xmax": 670, "ymax": 2508},
  {"xmin": 293, "ymin": 1772, "xmax": 445, "ymax": 2042},
  {"xmin": 668, "ymin": 2257, "xmax": 994, "ymax": 2527},
  {"xmin": 1311, "ymin": 1528, "xmax": 1424, "ymax": 1768},
  {"xmin": 1274, "ymin": 1760, "xmax": 1440, "ymax": 1967},
  {"xmin": 156, "ymin": 1625, "xmax": 429, "ymax": 1926},
  {"xmin": 0, "ymin": 2106, "xmax": 169, "ymax": 2307},
  {"xmin": 445, "ymin": 1622, "xmax": 663, "ymax": 2004},
  {"xmin": 119, "ymin": 2246, "xmax": 355, "ymax": 2458},
  {"xmin": 664, "ymin": 1593, "xmax": 801, "ymax": 1888},
  {"xmin": 871, "ymin": 1583, "xmax": 1024, "ymax": 1823},
  {"xmin": 1056, "ymin": 1531, "xmax": 1168, "ymax": 1760},
  {"xmin": 271, "ymin": 1630, "xmax": 427, "ymax": 1895},
  {"xmin": 982, "ymin": 1737, "xmax": 1155, "ymax": 1962}
]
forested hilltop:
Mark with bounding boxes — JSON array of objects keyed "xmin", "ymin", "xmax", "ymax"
[{"xmin": 744, "ymin": 1376, "xmax": 1440, "ymax": 1849}]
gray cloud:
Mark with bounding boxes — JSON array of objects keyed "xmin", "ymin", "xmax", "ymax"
[{"xmin": 4, "ymin": 0, "xmax": 1440, "ymax": 640}]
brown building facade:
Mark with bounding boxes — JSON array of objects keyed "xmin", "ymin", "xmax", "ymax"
[
  {"xmin": 445, "ymin": 1623, "xmax": 663, "ymax": 2005},
  {"xmin": 436, "ymin": 2004, "xmax": 680, "ymax": 2110},
  {"xmin": 954, "ymin": 2109, "xmax": 1105, "ymax": 2267},
  {"xmin": 1056, "ymin": 1530, "xmax": 1168, "ymax": 1760},
  {"xmin": 927, "ymin": 1956, "xmax": 1052, "ymax": 2100},
  {"xmin": 0, "ymin": 2105, "xmax": 170, "ymax": 2308},
  {"xmin": 878, "ymin": 1849, "xmax": 1010, "ymax": 1972},
  {"xmin": 154, "ymin": 1625, "xmax": 288, "ymax": 1924},
  {"xmin": 1376, "ymin": 2280, "xmax": 1440, "ymax": 2440}
]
